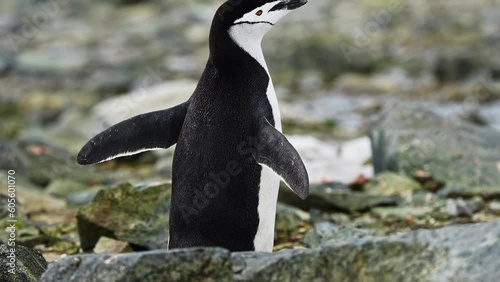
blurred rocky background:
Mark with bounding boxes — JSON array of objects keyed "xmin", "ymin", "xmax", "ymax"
[{"xmin": 0, "ymin": 0, "xmax": 499, "ymax": 281}]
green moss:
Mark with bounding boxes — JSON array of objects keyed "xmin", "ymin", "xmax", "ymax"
[
  {"xmin": 0, "ymin": 117, "xmax": 24, "ymax": 140},
  {"xmin": 282, "ymin": 118, "xmax": 338, "ymax": 137},
  {"xmin": 77, "ymin": 182, "xmax": 171, "ymax": 251},
  {"xmin": 365, "ymin": 173, "xmax": 422, "ymax": 196}
]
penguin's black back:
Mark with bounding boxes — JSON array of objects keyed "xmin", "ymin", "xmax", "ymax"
[{"xmin": 168, "ymin": 20, "xmax": 275, "ymax": 251}]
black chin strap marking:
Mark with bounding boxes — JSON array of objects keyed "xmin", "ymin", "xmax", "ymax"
[
  {"xmin": 234, "ymin": 21, "xmax": 274, "ymax": 26},
  {"xmin": 270, "ymin": 2, "xmax": 286, "ymax": 12}
]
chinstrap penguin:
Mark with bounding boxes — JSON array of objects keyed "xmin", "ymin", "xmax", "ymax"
[{"xmin": 77, "ymin": 0, "xmax": 309, "ymax": 252}]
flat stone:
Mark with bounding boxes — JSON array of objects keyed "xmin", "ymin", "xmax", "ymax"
[
  {"xmin": 279, "ymin": 182, "xmax": 399, "ymax": 213},
  {"xmin": 372, "ymin": 206, "xmax": 433, "ymax": 220},
  {"xmin": 40, "ymin": 248, "xmax": 232, "ymax": 282},
  {"xmin": 304, "ymin": 222, "xmax": 376, "ymax": 248},
  {"xmin": 93, "ymin": 237, "xmax": 133, "ymax": 254},
  {"xmin": 438, "ymin": 184, "xmax": 500, "ymax": 200}
]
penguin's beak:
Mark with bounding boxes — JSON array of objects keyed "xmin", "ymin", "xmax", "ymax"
[
  {"xmin": 270, "ymin": 0, "xmax": 308, "ymax": 12},
  {"xmin": 285, "ymin": 0, "xmax": 308, "ymax": 10}
]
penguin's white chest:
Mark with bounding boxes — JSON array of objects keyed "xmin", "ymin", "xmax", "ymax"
[
  {"xmin": 229, "ymin": 27, "xmax": 282, "ymax": 252},
  {"xmin": 253, "ymin": 81, "xmax": 281, "ymax": 252}
]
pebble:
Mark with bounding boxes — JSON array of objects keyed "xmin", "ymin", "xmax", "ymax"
[{"xmin": 488, "ymin": 201, "xmax": 500, "ymax": 215}]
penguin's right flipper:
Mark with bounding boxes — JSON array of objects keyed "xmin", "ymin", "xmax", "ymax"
[
  {"xmin": 77, "ymin": 101, "xmax": 190, "ymax": 165},
  {"xmin": 253, "ymin": 118, "xmax": 309, "ymax": 199}
]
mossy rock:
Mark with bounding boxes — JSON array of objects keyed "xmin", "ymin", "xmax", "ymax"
[
  {"xmin": 0, "ymin": 244, "xmax": 48, "ymax": 282},
  {"xmin": 77, "ymin": 182, "xmax": 171, "ymax": 251},
  {"xmin": 365, "ymin": 173, "xmax": 421, "ymax": 196},
  {"xmin": 279, "ymin": 182, "xmax": 399, "ymax": 213},
  {"xmin": 274, "ymin": 203, "xmax": 310, "ymax": 246}
]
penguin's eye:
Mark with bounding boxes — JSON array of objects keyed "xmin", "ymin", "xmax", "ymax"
[{"xmin": 256, "ymin": 10, "xmax": 263, "ymax": 16}]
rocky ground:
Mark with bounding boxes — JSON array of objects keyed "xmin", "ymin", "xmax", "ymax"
[{"xmin": 0, "ymin": 0, "xmax": 499, "ymax": 281}]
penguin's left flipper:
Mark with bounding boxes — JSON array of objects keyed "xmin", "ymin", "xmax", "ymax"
[
  {"xmin": 77, "ymin": 101, "xmax": 190, "ymax": 165},
  {"xmin": 253, "ymin": 119, "xmax": 309, "ymax": 199}
]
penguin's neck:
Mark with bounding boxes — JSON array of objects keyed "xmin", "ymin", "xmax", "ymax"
[
  {"xmin": 227, "ymin": 26, "xmax": 282, "ymax": 132},
  {"xmin": 227, "ymin": 25, "xmax": 269, "ymax": 75},
  {"xmin": 209, "ymin": 24, "xmax": 269, "ymax": 73},
  {"xmin": 209, "ymin": 25, "xmax": 282, "ymax": 131}
]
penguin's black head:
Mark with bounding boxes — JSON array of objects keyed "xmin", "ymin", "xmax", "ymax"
[
  {"xmin": 215, "ymin": 0, "xmax": 307, "ymax": 32},
  {"xmin": 209, "ymin": 0, "xmax": 306, "ymax": 66}
]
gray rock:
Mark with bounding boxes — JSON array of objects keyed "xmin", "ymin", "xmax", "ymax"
[
  {"xmin": 17, "ymin": 91, "xmax": 68, "ymax": 124},
  {"xmin": 233, "ymin": 221, "xmax": 500, "ymax": 282},
  {"xmin": 279, "ymin": 182, "xmax": 399, "ymax": 213},
  {"xmin": 489, "ymin": 201, "xmax": 500, "ymax": 215},
  {"xmin": 0, "ymin": 170, "xmax": 66, "ymax": 216},
  {"xmin": 465, "ymin": 196, "xmax": 484, "ymax": 214},
  {"xmin": 445, "ymin": 198, "xmax": 474, "ymax": 217},
  {"xmin": 365, "ymin": 172, "xmax": 421, "ymax": 196},
  {"xmin": 0, "ymin": 140, "xmax": 23, "ymax": 172},
  {"xmin": 0, "ymin": 244, "xmax": 48, "ymax": 282},
  {"xmin": 83, "ymin": 69, "xmax": 132, "ymax": 96},
  {"xmin": 370, "ymin": 104, "xmax": 500, "ymax": 189},
  {"xmin": 76, "ymin": 182, "xmax": 171, "ymax": 251},
  {"xmin": 0, "ymin": 49, "xmax": 13, "ymax": 74},
  {"xmin": 46, "ymin": 179, "xmax": 88, "ymax": 198},
  {"xmin": 89, "ymin": 80, "xmax": 194, "ymax": 131},
  {"xmin": 275, "ymin": 203, "xmax": 310, "ymax": 243},
  {"xmin": 281, "ymin": 94, "xmax": 380, "ymax": 137},
  {"xmin": 66, "ymin": 190, "xmax": 100, "ymax": 206},
  {"xmin": 372, "ymin": 206, "xmax": 434, "ymax": 220},
  {"xmin": 481, "ymin": 100, "xmax": 500, "ymax": 131},
  {"xmin": 482, "ymin": 10, "xmax": 500, "ymax": 40},
  {"xmin": 233, "ymin": 242, "xmax": 439, "ymax": 282},
  {"xmin": 40, "ymin": 248, "xmax": 232, "ymax": 282},
  {"xmin": 0, "ymin": 140, "xmax": 101, "ymax": 187},
  {"xmin": 438, "ymin": 184, "xmax": 500, "ymax": 200},
  {"xmin": 16, "ymin": 48, "xmax": 89, "ymax": 75},
  {"xmin": 68, "ymin": 80, "xmax": 195, "ymax": 142},
  {"xmin": 304, "ymin": 222, "xmax": 376, "ymax": 248},
  {"xmin": 93, "ymin": 237, "xmax": 132, "ymax": 254}
]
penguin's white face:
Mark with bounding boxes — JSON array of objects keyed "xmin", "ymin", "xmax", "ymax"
[
  {"xmin": 233, "ymin": 1, "xmax": 292, "ymax": 28},
  {"xmin": 227, "ymin": 0, "xmax": 307, "ymax": 62}
]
